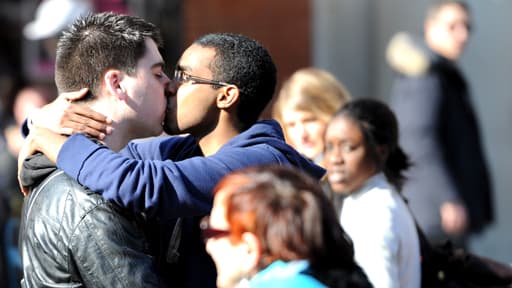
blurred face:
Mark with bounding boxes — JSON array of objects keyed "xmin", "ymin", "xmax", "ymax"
[
  {"xmin": 164, "ymin": 44, "xmax": 221, "ymax": 136},
  {"xmin": 425, "ymin": 3, "xmax": 471, "ymax": 60},
  {"xmin": 205, "ymin": 190, "xmax": 254, "ymax": 288},
  {"xmin": 324, "ymin": 115, "xmax": 377, "ymax": 194},
  {"xmin": 281, "ymin": 108, "xmax": 327, "ymax": 161},
  {"xmin": 121, "ymin": 38, "xmax": 170, "ymax": 138}
]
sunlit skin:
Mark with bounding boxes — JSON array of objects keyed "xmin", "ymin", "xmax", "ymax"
[
  {"xmin": 425, "ymin": 3, "xmax": 471, "ymax": 61},
  {"xmin": 281, "ymin": 108, "xmax": 327, "ymax": 161},
  {"xmin": 164, "ymin": 44, "xmax": 221, "ymax": 137},
  {"xmin": 324, "ymin": 115, "xmax": 378, "ymax": 194},
  {"xmin": 117, "ymin": 38, "xmax": 169, "ymax": 141},
  {"xmin": 205, "ymin": 190, "xmax": 255, "ymax": 288},
  {"xmin": 83, "ymin": 37, "xmax": 169, "ymax": 151}
]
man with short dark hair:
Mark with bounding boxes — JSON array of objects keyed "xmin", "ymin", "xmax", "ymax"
[
  {"xmin": 388, "ymin": 1, "xmax": 493, "ymax": 247},
  {"xmin": 21, "ymin": 32, "xmax": 324, "ymax": 287},
  {"xmin": 19, "ymin": 12, "xmax": 170, "ymax": 287}
]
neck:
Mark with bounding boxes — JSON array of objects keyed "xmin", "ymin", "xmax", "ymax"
[
  {"xmin": 197, "ymin": 114, "xmax": 241, "ymax": 156},
  {"xmin": 102, "ymin": 132, "xmax": 129, "ymax": 152},
  {"xmin": 87, "ymin": 100, "xmax": 130, "ymax": 152},
  {"xmin": 425, "ymin": 39, "xmax": 459, "ymax": 62}
]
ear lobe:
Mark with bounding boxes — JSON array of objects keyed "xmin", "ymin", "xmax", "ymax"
[
  {"xmin": 241, "ymin": 232, "xmax": 261, "ymax": 270},
  {"xmin": 217, "ymin": 85, "xmax": 239, "ymax": 109}
]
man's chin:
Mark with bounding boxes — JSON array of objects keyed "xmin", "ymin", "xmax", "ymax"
[{"xmin": 163, "ymin": 124, "xmax": 180, "ymax": 136}]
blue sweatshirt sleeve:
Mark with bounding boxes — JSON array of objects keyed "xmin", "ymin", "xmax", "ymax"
[{"xmin": 57, "ymin": 133, "xmax": 284, "ymax": 219}]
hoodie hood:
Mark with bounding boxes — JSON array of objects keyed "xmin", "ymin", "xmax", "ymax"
[
  {"xmin": 386, "ymin": 32, "xmax": 432, "ymax": 77},
  {"xmin": 20, "ymin": 152, "xmax": 58, "ymax": 188},
  {"xmin": 221, "ymin": 119, "xmax": 326, "ymax": 179}
]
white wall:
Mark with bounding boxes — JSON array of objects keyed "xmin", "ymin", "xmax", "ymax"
[{"xmin": 313, "ymin": 0, "xmax": 512, "ymax": 263}]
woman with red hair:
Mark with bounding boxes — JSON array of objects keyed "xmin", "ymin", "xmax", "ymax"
[{"xmin": 202, "ymin": 165, "xmax": 371, "ymax": 288}]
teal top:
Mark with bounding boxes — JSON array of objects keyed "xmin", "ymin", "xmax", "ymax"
[{"xmin": 249, "ymin": 260, "xmax": 327, "ymax": 288}]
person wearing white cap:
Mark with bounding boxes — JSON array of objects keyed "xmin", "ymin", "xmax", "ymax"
[
  {"xmin": 23, "ymin": 0, "xmax": 93, "ymax": 41},
  {"xmin": 23, "ymin": 0, "xmax": 93, "ymax": 64}
]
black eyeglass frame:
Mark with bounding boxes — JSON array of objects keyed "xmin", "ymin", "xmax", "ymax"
[
  {"xmin": 200, "ymin": 216, "xmax": 231, "ymax": 240},
  {"xmin": 174, "ymin": 67, "xmax": 231, "ymax": 87}
]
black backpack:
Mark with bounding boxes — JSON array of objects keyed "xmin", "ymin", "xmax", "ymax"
[{"xmin": 416, "ymin": 223, "xmax": 512, "ymax": 288}]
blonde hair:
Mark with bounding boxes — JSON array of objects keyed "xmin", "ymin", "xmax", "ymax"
[{"xmin": 272, "ymin": 68, "xmax": 351, "ymax": 124}]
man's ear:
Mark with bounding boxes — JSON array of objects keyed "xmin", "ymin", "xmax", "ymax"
[
  {"xmin": 104, "ymin": 69, "xmax": 126, "ymax": 100},
  {"xmin": 217, "ymin": 85, "xmax": 240, "ymax": 109}
]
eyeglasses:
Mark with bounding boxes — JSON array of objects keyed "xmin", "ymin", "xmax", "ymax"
[
  {"xmin": 174, "ymin": 67, "xmax": 231, "ymax": 87},
  {"xmin": 200, "ymin": 216, "xmax": 231, "ymax": 240}
]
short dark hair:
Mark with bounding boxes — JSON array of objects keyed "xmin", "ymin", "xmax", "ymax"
[
  {"xmin": 426, "ymin": 1, "xmax": 469, "ymax": 20},
  {"xmin": 334, "ymin": 98, "xmax": 411, "ymax": 191},
  {"xmin": 55, "ymin": 12, "xmax": 162, "ymax": 99},
  {"xmin": 194, "ymin": 33, "xmax": 277, "ymax": 130}
]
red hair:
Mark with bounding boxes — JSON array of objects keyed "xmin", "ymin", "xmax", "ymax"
[{"xmin": 213, "ymin": 165, "xmax": 355, "ymax": 271}]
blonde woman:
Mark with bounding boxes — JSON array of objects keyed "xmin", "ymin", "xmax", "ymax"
[{"xmin": 273, "ymin": 68, "xmax": 351, "ymax": 167}]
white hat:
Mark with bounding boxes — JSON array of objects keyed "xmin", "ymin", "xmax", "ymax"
[{"xmin": 23, "ymin": 0, "xmax": 93, "ymax": 40}]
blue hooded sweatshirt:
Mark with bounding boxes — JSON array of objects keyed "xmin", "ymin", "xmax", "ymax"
[
  {"xmin": 57, "ymin": 119, "xmax": 325, "ymax": 219},
  {"xmin": 56, "ymin": 120, "xmax": 325, "ymax": 287}
]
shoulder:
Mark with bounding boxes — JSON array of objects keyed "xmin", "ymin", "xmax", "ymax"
[
  {"xmin": 252, "ymin": 276, "xmax": 326, "ymax": 288},
  {"xmin": 250, "ymin": 261, "xmax": 327, "ymax": 288},
  {"xmin": 349, "ymin": 175, "xmax": 398, "ymax": 207},
  {"xmin": 25, "ymin": 170, "xmax": 109, "ymax": 223},
  {"xmin": 251, "ymin": 273, "xmax": 326, "ymax": 288},
  {"xmin": 343, "ymin": 176, "xmax": 408, "ymax": 230}
]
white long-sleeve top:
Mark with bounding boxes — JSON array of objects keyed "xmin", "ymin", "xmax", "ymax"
[{"xmin": 340, "ymin": 173, "xmax": 421, "ymax": 288}]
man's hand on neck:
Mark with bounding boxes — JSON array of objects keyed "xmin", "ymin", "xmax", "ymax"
[{"xmin": 30, "ymin": 88, "xmax": 113, "ymax": 139}]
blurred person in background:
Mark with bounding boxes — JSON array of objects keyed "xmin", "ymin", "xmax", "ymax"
[
  {"xmin": 0, "ymin": 62, "xmax": 19, "ymax": 288},
  {"xmin": 324, "ymin": 98, "xmax": 421, "ymax": 288},
  {"xmin": 0, "ymin": 84, "xmax": 55, "ymax": 287},
  {"xmin": 387, "ymin": 0, "xmax": 492, "ymax": 247},
  {"xmin": 272, "ymin": 68, "xmax": 351, "ymax": 168},
  {"xmin": 23, "ymin": 0, "xmax": 93, "ymax": 77},
  {"xmin": 5, "ymin": 85, "xmax": 55, "ymax": 158},
  {"xmin": 3, "ymin": 84, "xmax": 55, "ymax": 220},
  {"xmin": 204, "ymin": 164, "xmax": 372, "ymax": 288}
]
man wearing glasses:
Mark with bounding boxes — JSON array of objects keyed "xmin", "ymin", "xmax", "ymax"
[{"xmin": 20, "ymin": 32, "xmax": 325, "ymax": 287}]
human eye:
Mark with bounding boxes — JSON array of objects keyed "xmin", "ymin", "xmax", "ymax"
[
  {"xmin": 324, "ymin": 142, "xmax": 334, "ymax": 152},
  {"xmin": 303, "ymin": 116, "xmax": 318, "ymax": 124},
  {"xmin": 283, "ymin": 120, "xmax": 296, "ymax": 129},
  {"xmin": 154, "ymin": 71, "xmax": 164, "ymax": 79},
  {"xmin": 153, "ymin": 65, "xmax": 166, "ymax": 79},
  {"xmin": 342, "ymin": 143, "xmax": 356, "ymax": 152}
]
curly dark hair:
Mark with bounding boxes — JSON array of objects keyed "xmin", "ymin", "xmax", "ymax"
[{"xmin": 194, "ymin": 33, "xmax": 277, "ymax": 130}]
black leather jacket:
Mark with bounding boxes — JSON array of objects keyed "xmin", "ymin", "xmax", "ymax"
[{"xmin": 19, "ymin": 153, "xmax": 160, "ymax": 287}]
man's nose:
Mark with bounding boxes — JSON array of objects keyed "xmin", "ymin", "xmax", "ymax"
[{"xmin": 166, "ymin": 81, "xmax": 178, "ymax": 96}]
